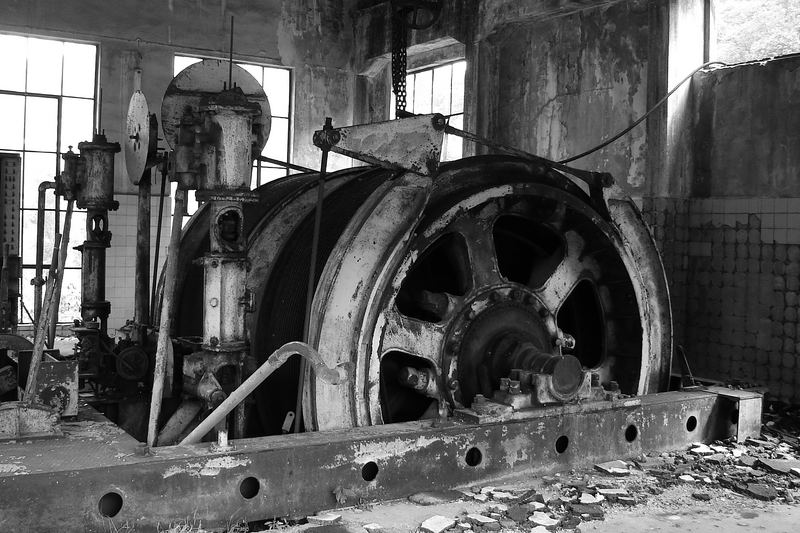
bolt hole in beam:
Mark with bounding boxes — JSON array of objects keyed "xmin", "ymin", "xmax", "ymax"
[
  {"xmin": 625, "ymin": 424, "xmax": 638, "ymax": 442},
  {"xmin": 465, "ymin": 447, "xmax": 483, "ymax": 467},
  {"xmin": 239, "ymin": 476, "xmax": 260, "ymax": 499},
  {"xmin": 98, "ymin": 492, "xmax": 123, "ymax": 518},
  {"xmin": 361, "ymin": 461, "xmax": 379, "ymax": 481},
  {"xmin": 555, "ymin": 435, "xmax": 569, "ymax": 454},
  {"xmin": 686, "ymin": 415, "xmax": 698, "ymax": 432}
]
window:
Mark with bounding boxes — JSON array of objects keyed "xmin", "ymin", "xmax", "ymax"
[
  {"xmin": 715, "ymin": 0, "xmax": 800, "ymax": 63},
  {"xmin": 391, "ymin": 60, "xmax": 466, "ymax": 161},
  {"xmin": 0, "ymin": 33, "xmax": 97, "ymax": 324},
  {"xmin": 173, "ymin": 56, "xmax": 292, "ymax": 210}
]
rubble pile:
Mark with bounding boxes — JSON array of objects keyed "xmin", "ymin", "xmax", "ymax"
[{"xmin": 415, "ymin": 429, "xmax": 800, "ymax": 532}]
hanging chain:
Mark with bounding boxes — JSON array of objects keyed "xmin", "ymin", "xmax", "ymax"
[{"xmin": 391, "ymin": 11, "xmax": 408, "ymax": 115}]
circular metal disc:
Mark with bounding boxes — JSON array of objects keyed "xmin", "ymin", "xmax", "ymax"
[
  {"xmin": 125, "ymin": 91, "xmax": 150, "ymax": 185},
  {"xmin": 160, "ymin": 60, "xmax": 271, "ymax": 154}
]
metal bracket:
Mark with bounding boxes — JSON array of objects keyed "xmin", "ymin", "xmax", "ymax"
[{"xmin": 313, "ymin": 114, "xmax": 446, "ymax": 176}]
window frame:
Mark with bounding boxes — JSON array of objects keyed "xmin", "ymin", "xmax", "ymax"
[{"xmin": 0, "ymin": 32, "xmax": 99, "ymax": 325}]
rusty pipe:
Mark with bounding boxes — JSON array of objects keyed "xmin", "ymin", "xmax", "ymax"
[
  {"xmin": 180, "ymin": 341, "xmax": 350, "ymax": 445},
  {"xmin": 147, "ymin": 189, "xmax": 187, "ymax": 447},
  {"xmin": 134, "ymin": 170, "xmax": 152, "ymax": 341},
  {"xmin": 33, "ymin": 182, "xmax": 56, "ymax": 329}
]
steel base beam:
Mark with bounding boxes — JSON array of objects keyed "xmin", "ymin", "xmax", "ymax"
[{"xmin": 0, "ymin": 389, "xmax": 760, "ymax": 532}]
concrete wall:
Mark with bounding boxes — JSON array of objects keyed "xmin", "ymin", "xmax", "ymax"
[{"xmin": 2, "ymin": 0, "xmax": 360, "ymax": 330}]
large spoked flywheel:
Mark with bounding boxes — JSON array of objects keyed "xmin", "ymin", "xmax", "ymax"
[{"xmin": 303, "ymin": 156, "xmax": 671, "ymax": 431}]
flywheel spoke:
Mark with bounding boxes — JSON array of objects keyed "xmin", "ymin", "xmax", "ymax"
[
  {"xmin": 533, "ymin": 230, "xmax": 600, "ymax": 312},
  {"xmin": 453, "ymin": 218, "xmax": 503, "ymax": 288},
  {"xmin": 380, "ymin": 308, "xmax": 447, "ymax": 366}
]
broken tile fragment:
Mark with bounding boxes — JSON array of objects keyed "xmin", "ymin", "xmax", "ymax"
[
  {"xmin": 692, "ymin": 493, "xmax": 712, "ymax": 501},
  {"xmin": 569, "ymin": 503, "xmax": 604, "ymax": 519},
  {"xmin": 455, "ymin": 522, "xmax": 472, "ymax": 530},
  {"xmin": 528, "ymin": 511, "xmax": 559, "ymax": 527},
  {"xmin": 791, "ymin": 467, "xmax": 800, "ymax": 477},
  {"xmin": 746, "ymin": 483, "xmax": 778, "ymax": 501},
  {"xmin": 618, "ymin": 496, "xmax": 636, "ymax": 506},
  {"xmin": 307, "ymin": 512, "xmax": 342, "ymax": 525},
  {"xmin": 466, "ymin": 514, "xmax": 497, "ymax": 525},
  {"xmin": 487, "ymin": 503, "xmax": 508, "ymax": 513},
  {"xmin": 597, "ymin": 488, "xmax": 628, "ymax": 496},
  {"xmin": 506, "ymin": 505, "xmax": 529, "ymax": 522},
  {"xmin": 689, "ymin": 444, "xmax": 714, "ymax": 456},
  {"xmin": 363, "ymin": 523, "xmax": 383, "ymax": 532},
  {"xmin": 419, "ymin": 515, "xmax": 456, "ymax": 533},
  {"xmin": 678, "ymin": 474, "xmax": 696, "ymax": 482},
  {"xmin": 473, "ymin": 493, "xmax": 489, "ymax": 502},
  {"xmin": 579, "ymin": 493, "xmax": 603, "ymax": 504},
  {"xmin": 528, "ymin": 501, "xmax": 547, "ymax": 511},
  {"xmin": 480, "ymin": 486, "xmax": 496, "ymax": 494},
  {"xmin": 490, "ymin": 490, "xmax": 515, "ymax": 500},
  {"xmin": 757, "ymin": 458, "xmax": 800, "ymax": 474},
  {"xmin": 530, "ymin": 527, "xmax": 549, "ymax": 533},
  {"xmin": 594, "ymin": 460, "xmax": 630, "ymax": 476}
]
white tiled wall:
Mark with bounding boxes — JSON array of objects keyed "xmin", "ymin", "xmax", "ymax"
[{"xmin": 106, "ymin": 193, "xmax": 173, "ymax": 334}]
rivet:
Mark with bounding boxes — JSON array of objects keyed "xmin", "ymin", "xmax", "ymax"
[{"xmin": 209, "ymin": 297, "xmax": 219, "ymax": 307}]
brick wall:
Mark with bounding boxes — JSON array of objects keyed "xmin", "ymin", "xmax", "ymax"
[{"xmin": 643, "ymin": 197, "xmax": 800, "ymax": 404}]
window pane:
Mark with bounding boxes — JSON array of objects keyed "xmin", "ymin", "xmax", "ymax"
[
  {"xmin": 58, "ymin": 268, "xmax": 82, "ymax": 322},
  {"xmin": 263, "ymin": 117, "xmax": 288, "ymax": 160},
  {"xmin": 24, "ymin": 97, "xmax": 58, "ymax": 151},
  {"xmin": 432, "ymin": 64, "xmax": 452, "ymax": 114},
  {"xmin": 174, "ymin": 56, "xmax": 202, "ymax": 76},
  {"xmin": 451, "ymin": 61, "xmax": 466, "ymax": 114},
  {"xmin": 65, "ymin": 211, "xmax": 86, "ymax": 268},
  {"xmin": 20, "ymin": 267, "xmax": 36, "ymax": 324},
  {"xmin": 264, "ymin": 67, "xmax": 290, "ymax": 117},
  {"xmin": 251, "ymin": 165, "xmax": 287, "ymax": 187},
  {"xmin": 443, "ymin": 114, "xmax": 463, "ymax": 161},
  {"xmin": 26, "ymin": 37, "xmax": 64, "ymax": 95},
  {"xmin": 21, "ymin": 209, "xmax": 55, "ymax": 265},
  {"xmin": 412, "ymin": 69, "xmax": 432, "ymax": 114},
  {"xmin": 0, "ymin": 94, "xmax": 25, "ymax": 150},
  {"xmin": 0, "ymin": 34, "xmax": 27, "ymax": 91},
  {"xmin": 404, "ymin": 73, "xmax": 416, "ymax": 112},
  {"xmin": 23, "ymin": 152, "xmax": 58, "ymax": 208},
  {"xmin": 61, "ymin": 97, "xmax": 95, "ymax": 150},
  {"xmin": 239, "ymin": 63, "xmax": 263, "ymax": 86},
  {"xmin": 62, "ymin": 43, "xmax": 96, "ymax": 97}
]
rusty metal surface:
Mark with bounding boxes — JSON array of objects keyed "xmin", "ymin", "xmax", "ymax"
[
  {"xmin": 313, "ymin": 114, "xmax": 445, "ymax": 175},
  {"xmin": 17, "ymin": 350, "xmax": 79, "ymax": 416},
  {"xmin": 0, "ymin": 390, "xmax": 759, "ymax": 532},
  {"xmin": 0, "ymin": 401, "xmax": 61, "ymax": 441},
  {"xmin": 161, "ymin": 60, "xmax": 270, "ymax": 153}
]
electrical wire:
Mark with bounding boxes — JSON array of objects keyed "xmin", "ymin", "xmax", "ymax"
[{"xmin": 558, "ymin": 61, "xmax": 728, "ymax": 164}]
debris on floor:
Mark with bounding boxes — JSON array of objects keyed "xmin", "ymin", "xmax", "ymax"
[{"xmin": 403, "ymin": 426, "xmax": 800, "ymax": 532}]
